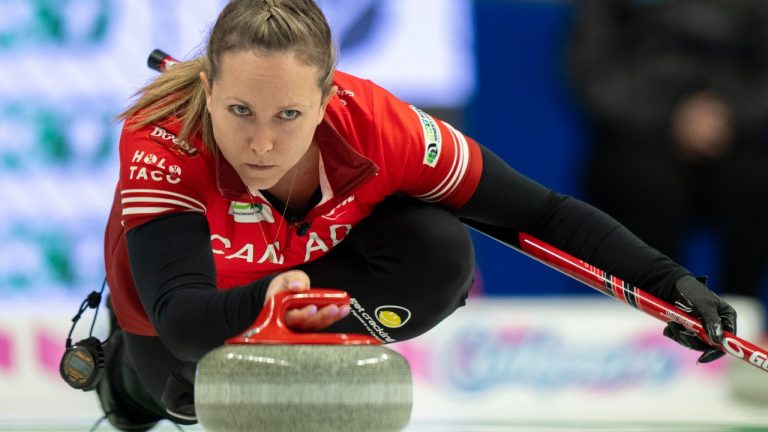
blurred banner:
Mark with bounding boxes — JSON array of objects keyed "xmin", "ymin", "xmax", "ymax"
[
  {"xmin": 1, "ymin": 297, "xmax": 766, "ymax": 425},
  {"xmin": 0, "ymin": 0, "xmax": 475, "ymax": 300},
  {"xmin": 391, "ymin": 297, "xmax": 768, "ymax": 427}
]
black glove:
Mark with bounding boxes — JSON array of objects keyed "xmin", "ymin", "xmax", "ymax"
[{"xmin": 662, "ymin": 275, "xmax": 737, "ymax": 363}]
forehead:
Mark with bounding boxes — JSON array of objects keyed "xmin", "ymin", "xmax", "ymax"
[{"xmin": 213, "ymin": 50, "xmax": 323, "ymax": 102}]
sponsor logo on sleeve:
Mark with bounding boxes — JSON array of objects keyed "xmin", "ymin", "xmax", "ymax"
[
  {"xmin": 409, "ymin": 106, "xmax": 441, "ymax": 167},
  {"xmin": 148, "ymin": 126, "xmax": 200, "ymax": 158},
  {"xmin": 348, "ymin": 298, "xmax": 398, "ymax": 343},
  {"xmin": 375, "ymin": 305, "xmax": 412, "ymax": 329},
  {"xmin": 336, "ymin": 88, "xmax": 355, "ymax": 106},
  {"xmin": 229, "ymin": 201, "xmax": 275, "ymax": 223}
]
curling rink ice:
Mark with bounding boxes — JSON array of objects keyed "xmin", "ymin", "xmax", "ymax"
[
  {"xmin": 2, "ymin": 422, "xmax": 768, "ymax": 432},
  {"xmin": 1, "ymin": 297, "xmax": 767, "ymax": 432}
]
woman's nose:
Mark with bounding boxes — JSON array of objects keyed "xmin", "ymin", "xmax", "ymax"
[{"xmin": 248, "ymin": 129, "xmax": 274, "ymax": 155}]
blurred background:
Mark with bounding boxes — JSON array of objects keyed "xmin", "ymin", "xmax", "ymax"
[{"xmin": 1, "ymin": 0, "xmax": 767, "ymax": 429}]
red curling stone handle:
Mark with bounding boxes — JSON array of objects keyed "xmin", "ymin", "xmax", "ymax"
[{"xmin": 226, "ymin": 289, "xmax": 381, "ymax": 345}]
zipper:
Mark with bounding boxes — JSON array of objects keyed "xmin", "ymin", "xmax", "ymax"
[{"xmin": 284, "ymin": 217, "xmax": 313, "ymax": 252}]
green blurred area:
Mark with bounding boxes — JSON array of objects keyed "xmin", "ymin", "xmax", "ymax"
[
  {"xmin": 0, "ymin": 0, "xmax": 111, "ymax": 50},
  {"xmin": 0, "ymin": 221, "xmax": 105, "ymax": 295},
  {"xmin": 0, "ymin": 101, "xmax": 116, "ymax": 171}
]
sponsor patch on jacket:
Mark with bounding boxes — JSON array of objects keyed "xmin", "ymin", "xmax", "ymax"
[
  {"xmin": 229, "ymin": 201, "xmax": 275, "ymax": 223},
  {"xmin": 410, "ymin": 106, "xmax": 441, "ymax": 167},
  {"xmin": 148, "ymin": 126, "xmax": 200, "ymax": 158}
]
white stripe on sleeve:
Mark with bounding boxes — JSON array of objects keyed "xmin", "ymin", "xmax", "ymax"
[
  {"xmin": 121, "ymin": 197, "xmax": 205, "ymax": 212},
  {"xmin": 121, "ymin": 189, "xmax": 207, "ymax": 212},
  {"xmin": 122, "ymin": 207, "xmax": 174, "ymax": 216}
]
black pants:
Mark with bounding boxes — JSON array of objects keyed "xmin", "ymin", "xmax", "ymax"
[
  {"xmin": 586, "ymin": 142, "xmax": 768, "ymax": 298},
  {"xmin": 116, "ymin": 197, "xmax": 474, "ymax": 422}
]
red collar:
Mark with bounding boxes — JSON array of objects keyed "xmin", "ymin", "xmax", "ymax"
[{"xmin": 215, "ymin": 119, "xmax": 379, "ymax": 202}]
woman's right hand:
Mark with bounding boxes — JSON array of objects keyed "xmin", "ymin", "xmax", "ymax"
[{"xmin": 265, "ymin": 270, "xmax": 351, "ymax": 331}]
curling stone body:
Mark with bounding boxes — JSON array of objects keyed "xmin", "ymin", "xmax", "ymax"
[
  {"xmin": 194, "ymin": 289, "xmax": 413, "ymax": 432},
  {"xmin": 196, "ymin": 344, "xmax": 412, "ymax": 432}
]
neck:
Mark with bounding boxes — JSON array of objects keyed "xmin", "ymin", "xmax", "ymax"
[{"xmin": 265, "ymin": 143, "xmax": 320, "ymax": 213}]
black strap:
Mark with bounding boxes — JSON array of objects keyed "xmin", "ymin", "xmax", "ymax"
[{"xmin": 66, "ymin": 277, "xmax": 107, "ymax": 349}]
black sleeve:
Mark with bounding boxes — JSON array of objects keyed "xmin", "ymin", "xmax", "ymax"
[
  {"xmin": 126, "ymin": 212, "xmax": 276, "ymax": 362},
  {"xmin": 456, "ymin": 145, "xmax": 689, "ymax": 299}
]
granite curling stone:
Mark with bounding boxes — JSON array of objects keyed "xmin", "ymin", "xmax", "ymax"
[
  {"xmin": 194, "ymin": 289, "xmax": 413, "ymax": 432},
  {"xmin": 196, "ymin": 344, "xmax": 412, "ymax": 432}
]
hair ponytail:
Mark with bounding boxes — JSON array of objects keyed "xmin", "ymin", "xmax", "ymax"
[{"xmin": 117, "ymin": 57, "xmax": 215, "ymax": 152}]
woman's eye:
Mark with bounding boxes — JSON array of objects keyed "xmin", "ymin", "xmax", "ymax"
[
  {"xmin": 279, "ymin": 110, "xmax": 300, "ymax": 120},
  {"xmin": 229, "ymin": 105, "xmax": 251, "ymax": 116}
]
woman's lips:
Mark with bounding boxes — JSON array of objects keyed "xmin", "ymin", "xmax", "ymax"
[{"xmin": 245, "ymin": 163, "xmax": 276, "ymax": 171}]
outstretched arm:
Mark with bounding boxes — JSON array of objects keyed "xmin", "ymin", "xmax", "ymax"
[
  {"xmin": 456, "ymin": 145, "xmax": 736, "ymax": 362},
  {"xmin": 126, "ymin": 213, "xmax": 348, "ymax": 362}
]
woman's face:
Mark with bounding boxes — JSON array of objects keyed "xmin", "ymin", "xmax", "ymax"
[{"xmin": 202, "ymin": 50, "xmax": 330, "ymax": 191}]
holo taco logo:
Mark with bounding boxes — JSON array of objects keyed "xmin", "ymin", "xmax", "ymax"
[{"xmin": 375, "ymin": 306, "xmax": 411, "ymax": 329}]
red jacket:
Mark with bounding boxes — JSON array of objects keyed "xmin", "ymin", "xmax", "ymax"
[{"xmin": 105, "ymin": 71, "xmax": 483, "ymax": 335}]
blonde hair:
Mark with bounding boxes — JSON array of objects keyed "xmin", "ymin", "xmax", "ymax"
[{"xmin": 118, "ymin": 0, "xmax": 337, "ymax": 153}]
